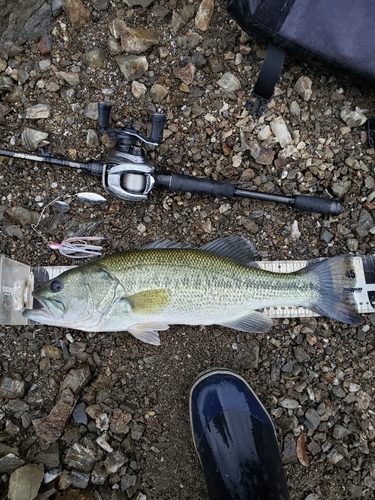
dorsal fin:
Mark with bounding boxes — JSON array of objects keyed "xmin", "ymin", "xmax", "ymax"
[
  {"xmin": 142, "ymin": 239, "xmax": 196, "ymax": 250},
  {"xmin": 201, "ymin": 237, "xmax": 258, "ymax": 266}
]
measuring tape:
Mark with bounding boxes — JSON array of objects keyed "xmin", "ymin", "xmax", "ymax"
[
  {"xmin": 1, "ymin": 254, "xmax": 374, "ymax": 325},
  {"xmin": 257, "ymin": 255, "xmax": 375, "ymax": 318}
]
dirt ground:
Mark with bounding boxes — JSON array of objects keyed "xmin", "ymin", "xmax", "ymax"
[{"xmin": 0, "ymin": 1, "xmax": 375, "ymax": 499}]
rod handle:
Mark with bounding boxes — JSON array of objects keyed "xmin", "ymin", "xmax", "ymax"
[{"xmin": 293, "ymin": 195, "xmax": 343, "ymax": 215}]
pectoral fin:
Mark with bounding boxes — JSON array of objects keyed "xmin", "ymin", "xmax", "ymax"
[
  {"xmin": 127, "ymin": 289, "xmax": 170, "ymax": 314},
  {"xmin": 219, "ymin": 311, "xmax": 273, "ymax": 333},
  {"xmin": 128, "ymin": 322, "xmax": 170, "ymax": 345}
]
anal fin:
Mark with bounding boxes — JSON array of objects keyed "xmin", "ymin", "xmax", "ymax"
[
  {"xmin": 128, "ymin": 322, "xmax": 170, "ymax": 345},
  {"xmin": 219, "ymin": 311, "xmax": 273, "ymax": 333}
]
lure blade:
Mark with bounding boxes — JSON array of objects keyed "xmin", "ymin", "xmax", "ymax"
[
  {"xmin": 76, "ymin": 192, "xmax": 107, "ymax": 204},
  {"xmin": 53, "ymin": 200, "xmax": 70, "ymax": 212}
]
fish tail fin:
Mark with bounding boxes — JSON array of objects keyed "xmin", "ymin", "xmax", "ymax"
[{"xmin": 298, "ymin": 255, "xmax": 361, "ymax": 326}]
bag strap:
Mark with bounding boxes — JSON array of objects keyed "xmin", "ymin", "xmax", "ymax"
[{"xmin": 246, "ymin": 44, "xmax": 286, "ymax": 116}]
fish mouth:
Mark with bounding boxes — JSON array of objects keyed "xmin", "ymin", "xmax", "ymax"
[{"xmin": 22, "ymin": 294, "xmax": 66, "ymax": 320}]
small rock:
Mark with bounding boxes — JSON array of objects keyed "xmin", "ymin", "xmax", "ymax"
[
  {"xmin": 248, "ymin": 140, "xmax": 274, "ymax": 165},
  {"xmin": 108, "ymin": 18, "xmax": 127, "ymax": 39},
  {"xmin": 0, "ymin": 453, "xmax": 25, "ymax": 474},
  {"xmin": 242, "ymin": 218, "xmax": 259, "ymax": 234},
  {"xmin": 37, "ymin": 34, "xmax": 53, "ymax": 54},
  {"xmin": 8, "ymin": 464, "xmax": 44, "ymax": 500},
  {"xmin": 0, "ymin": 75, "xmax": 14, "ymax": 94},
  {"xmin": 60, "ymin": 366, "xmax": 91, "ymax": 394},
  {"xmin": 131, "ymin": 423, "xmax": 145, "ymax": 441},
  {"xmin": 63, "ymin": 0, "xmax": 91, "ymax": 30},
  {"xmin": 82, "ymin": 48, "xmax": 106, "ymax": 68},
  {"xmin": 115, "ymin": 55, "xmax": 148, "ymax": 81},
  {"xmin": 356, "ymin": 390, "xmax": 371, "ymax": 410},
  {"xmin": 280, "ymin": 398, "xmax": 299, "ymax": 409},
  {"xmin": 195, "ymin": 0, "xmax": 214, "ymax": 32},
  {"xmin": 104, "ymin": 449, "xmax": 127, "ymax": 474},
  {"xmin": 305, "ymin": 408, "xmax": 321, "ymax": 429},
  {"xmin": 121, "ymin": 473, "xmax": 137, "ymax": 493},
  {"xmin": 56, "ymin": 71, "xmax": 80, "ymax": 86},
  {"xmin": 86, "ymin": 129, "xmax": 99, "ymax": 147},
  {"xmin": 25, "ymin": 103, "xmax": 51, "ymax": 119},
  {"xmin": 332, "ymin": 424, "xmax": 350, "ymax": 439},
  {"xmin": 340, "ymin": 108, "xmax": 367, "ymax": 128},
  {"xmin": 0, "ymin": 374, "xmax": 25, "ymax": 398},
  {"xmin": 110, "ymin": 409, "xmax": 132, "ymax": 434},
  {"xmin": 72, "ymin": 402, "xmax": 88, "ymax": 425},
  {"xmin": 173, "ymin": 62, "xmax": 196, "ymax": 85},
  {"xmin": 123, "ymin": 0, "xmax": 154, "ymax": 7},
  {"xmin": 346, "ymin": 481, "xmax": 362, "ymax": 498},
  {"xmin": 20, "ymin": 128, "xmax": 48, "ymax": 151},
  {"xmin": 91, "ymin": 462, "xmax": 107, "ymax": 485},
  {"xmin": 65, "ymin": 443, "xmax": 97, "ymax": 472},
  {"xmin": 282, "ymin": 433, "xmax": 297, "ymax": 463},
  {"xmin": 294, "ymin": 76, "xmax": 313, "ymax": 101},
  {"xmin": 92, "ymin": 0, "xmax": 109, "ymax": 11},
  {"xmin": 150, "ymin": 83, "xmax": 168, "ymax": 103},
  {"xmin": 132, "ymin": 81, "xmax": 147, "ymax": 99},
  {"xmin": 332, "ymin": 181, "xmax": 351, "ymax": 199},
  {"xmin": 270, "ymin": 116, "xmax": 292, "ymax": 148},
  {"xmin": 171, "ymin": 12, "xmax": 186, "ymax": 32},
  {"xmin": 33, "ymin": 388, "xmax": 75, "ymax": 443},
  {"xmin": 320, "ymin": 229, "xmax": 334, "ymax": 244},
  {"xmin": 83, "ymin": 102, "xmax": 99, "ymax": 120},
  {"xmin": 70, "ymin": 469, "xmax": 90, "ymax": 489},
  {"xmin": 216, "ymin": 72, "xmax": 241, "ymax": 92},
  {"xmin": 289, "ymin": 100, "xmax": 301, "ymax": 117},
  {"xmin": 346, "ymin": 238, "xmax": 358, "ymax": 252},
  {"xmin": 3, "ymin": 225, "xmax": 24, "ymax": 238},
  {"xmin": 121, "ymin": 27, "xmax": 158, "ymax": 54},
  {"xmin": 96, "ymin": 433, "xmax": 114, "ymax": 453}
]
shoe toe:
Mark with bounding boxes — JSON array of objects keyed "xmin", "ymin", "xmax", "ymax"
[{"xmin": 190, "ymin": 369, "xmax": 274, "ymax": 446}]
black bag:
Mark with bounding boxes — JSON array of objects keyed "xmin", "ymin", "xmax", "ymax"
[{"xmin": 227, "ymin": 0, "xmax": 375, "ymax": 116}]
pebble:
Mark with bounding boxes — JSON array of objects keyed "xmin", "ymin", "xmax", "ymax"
[
  {"xmin": 63, "ymin": 0, "xmax": 91, "ymax": 30},
  {"xmin": 96, "ymin": 433, "xmax": 114, "ymax": 453},
  {"xmin": 294, "ymin": 76, "xmax": 313, "ymax": 101},
  {"xmin": 104, "ymin": 449, "xmax": 127, "ymax": 474},
  {"xmin": 120, "ymin": 27, "xmax": 158, "ymax": 54},
  {"xmin": 305, "ymin": 408, "xmax": 321, "ymax": 429},
  {"xmin": 25, "ymin": 103, "xmax": 51, "ymax": 119},
  {"xmin": 195, "ymin": 0, "xmax": 214, "ymax": 32},
  {"xmin": 0, "ymin": 453, "xmax": 25, "ymax": 474},
  {"xmin": 0, "ymin": 374, "xmax": 25, "ymax": 399},
  {"xmin": 8, "ymin": 464, "xmax": 44, "ymax": 500},
  {"xmin": 150, "ymin": 83, "xmax": 168, "ymax": 103},
  {"xmin": 115, "ymin": 55, "xmax": 148, "ymax": 81},
  {"xmin": 340, "ymin": 108, "xmax": 367, "ymax": 128},
  {"xmin": 72, "ymin": 402, "xmax": 88, "ymax": 425},
  {"xmin": 132, "ymin": 80, "xmax": 147, "ymax": 98},
  {"xmin": 216, "ymin": 72, "xmax": 241, "ymax": 92},
  {"xmin": 21, "ymin": 128, "xmax": 49, "ymax": 151},
  {"xmin": 33, "ymin": 389, "xmax": 75, "ymax": 443},
  {"xmin": 173, "ymin": 62, "xmax": 196, "ymax": 85},
  {"xmin": 280, "ymin": 398, "xmax": 299, "ymax": 409},
  {"xmin": 56, "ymin": 71, "xmax": 80, "ymax": 86},
  {"xmin": 270, "ymin": 116, "xmax": 292, "ymax": 147},
  {"xmin": 83, "ymin": 48, "xmax": 106, "ymax": 68}
]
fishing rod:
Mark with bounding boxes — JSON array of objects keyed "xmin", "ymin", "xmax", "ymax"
[{"xmin": 0, "ymin": 103, "xmax": 342, "ymax": 215}]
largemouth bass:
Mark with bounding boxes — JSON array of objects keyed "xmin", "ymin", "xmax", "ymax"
[{"xmin": 23, "ymin": 237, "xmax": 361, "ymax": 345}]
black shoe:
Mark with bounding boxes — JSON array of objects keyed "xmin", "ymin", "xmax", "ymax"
[{"xmin": 189, "ymin": 369, "xmax": 289, "ymax": 500}]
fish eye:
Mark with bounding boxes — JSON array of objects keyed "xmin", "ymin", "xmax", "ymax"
[{"xmin": 50, "ymin": 280, "xmax": 63, "ymax": 293}]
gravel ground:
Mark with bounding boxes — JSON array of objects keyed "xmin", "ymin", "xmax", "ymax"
[{"xmin": 1, "ymin": 1, "xmax": 375, "ymax": 499}]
